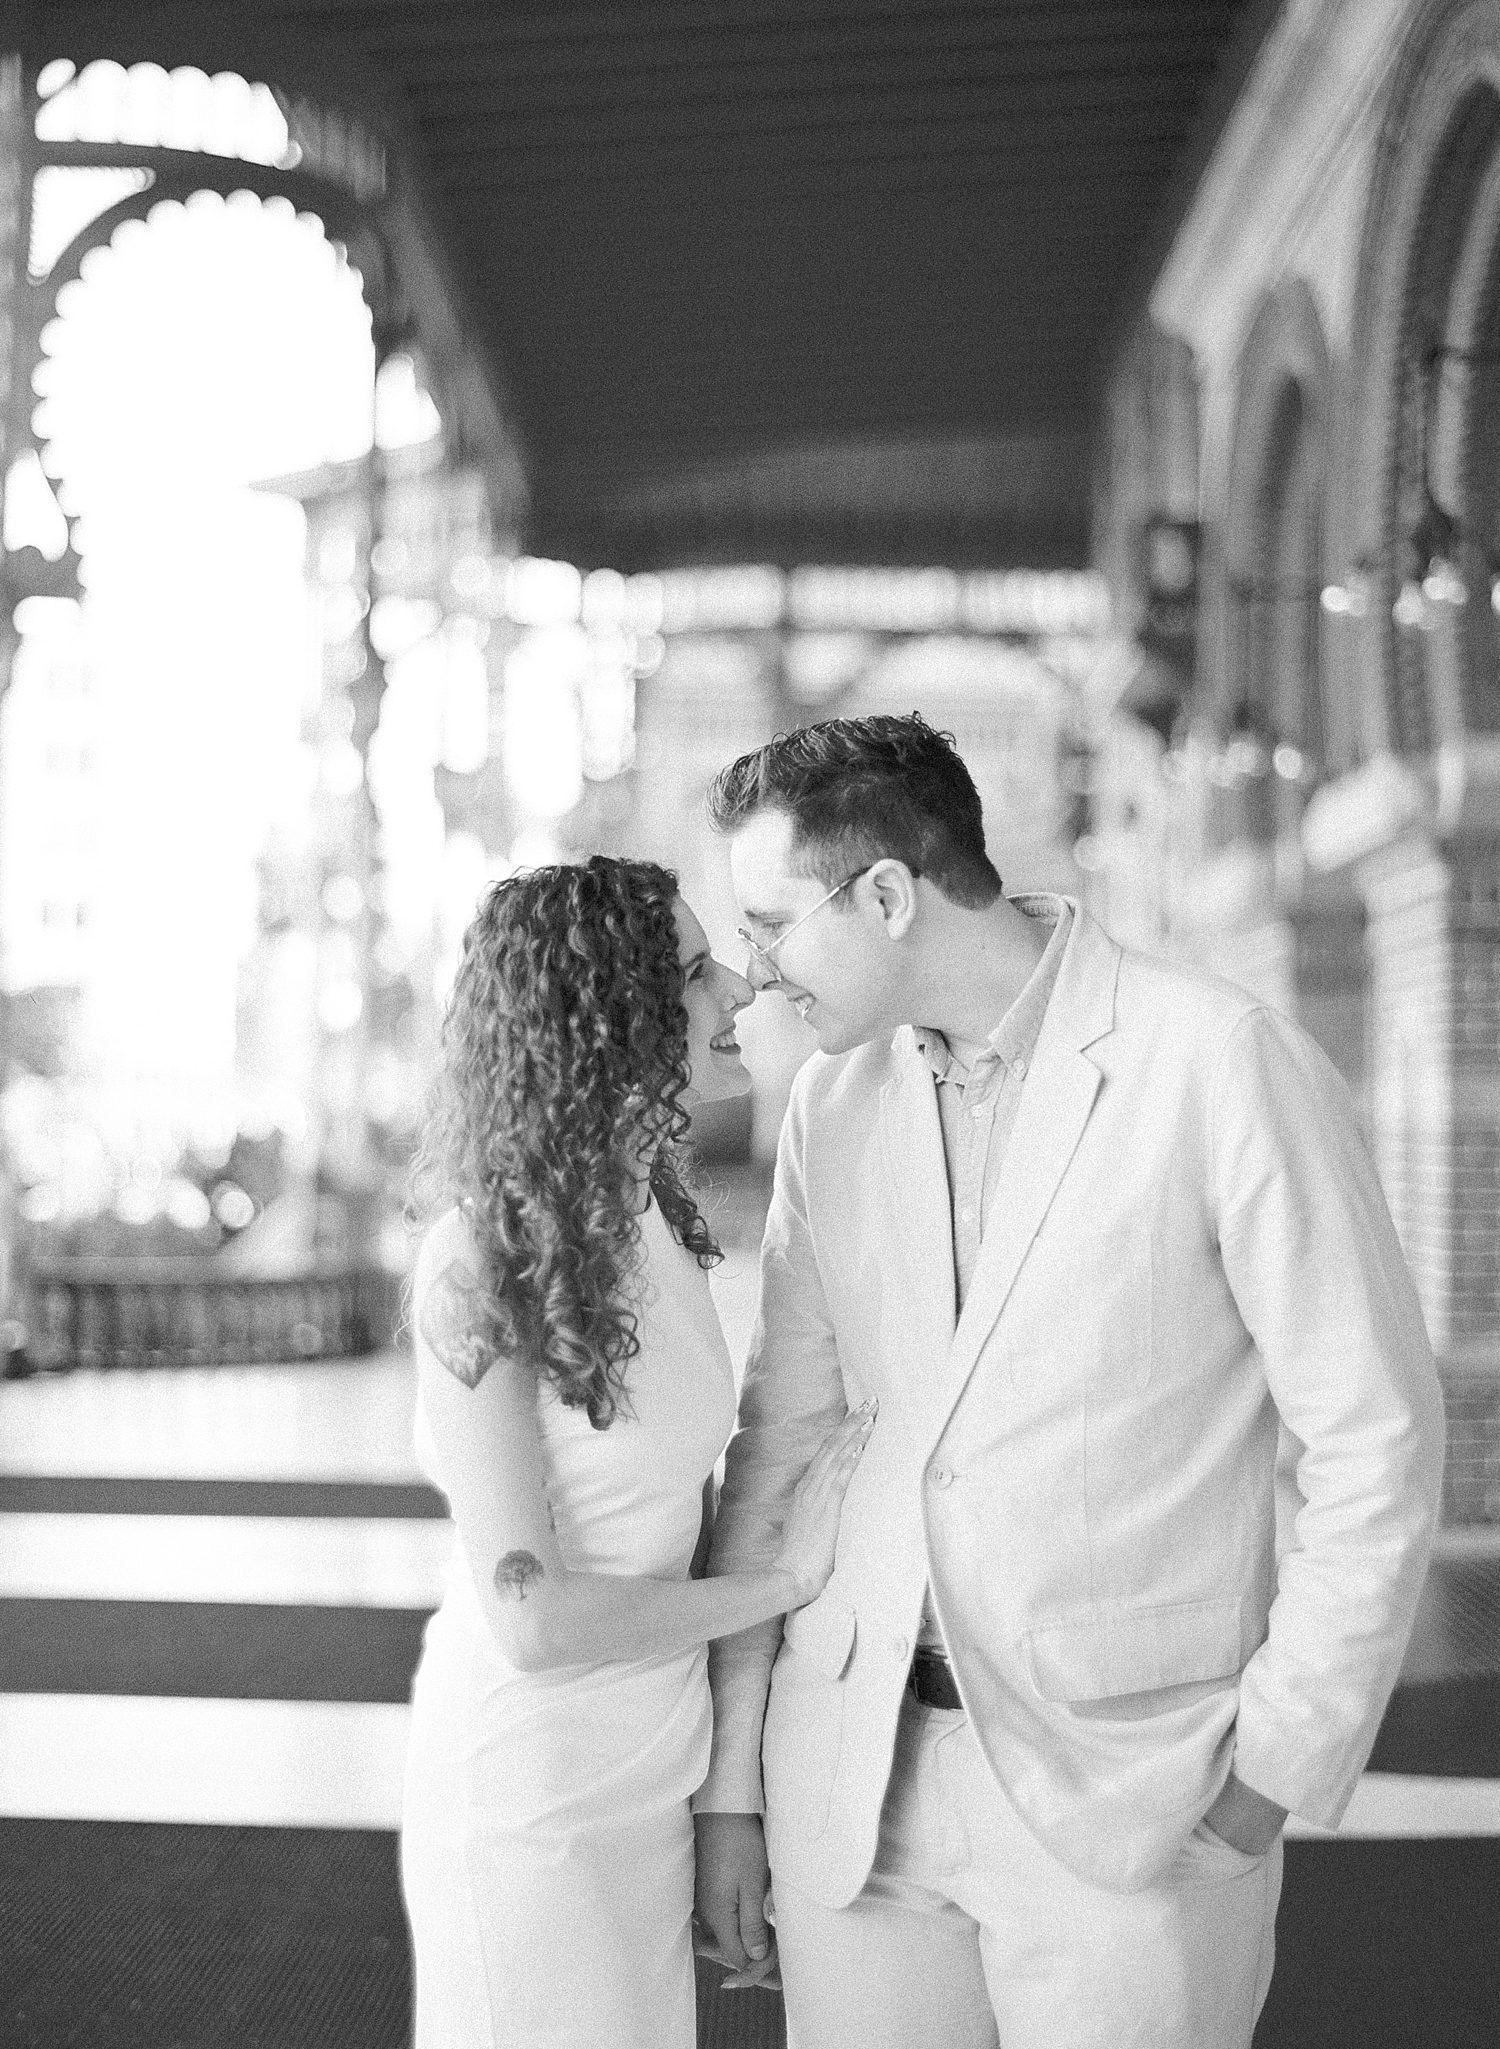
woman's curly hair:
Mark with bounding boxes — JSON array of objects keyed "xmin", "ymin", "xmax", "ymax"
[{"xmin": 409, "ymin": 856, "xmax": 722, "ymax": 1428}]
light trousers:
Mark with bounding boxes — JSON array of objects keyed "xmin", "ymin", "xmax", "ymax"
[{"xmin": 774, "ymin": 1693, "xmax": 1282, "ymax": 2049}]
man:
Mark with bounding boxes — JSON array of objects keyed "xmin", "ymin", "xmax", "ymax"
[{"xmin": 693, "ymin": 712, "xmax": 1444, "ymax": 2048}]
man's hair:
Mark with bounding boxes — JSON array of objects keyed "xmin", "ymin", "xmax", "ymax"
[{"xmin": 707, "ymin": 711, "xmax": 1003, "ymax": 908}]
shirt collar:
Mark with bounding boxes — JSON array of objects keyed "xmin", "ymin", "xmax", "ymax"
[{"xmin": 914, "ymin": 898, "xmax": 1073, "ymax": 1082}]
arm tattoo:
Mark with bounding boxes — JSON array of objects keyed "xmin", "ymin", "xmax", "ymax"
[
  {"xmin": 419, "ymin": 1260, "xmax": 492, "ymax": 1389},
  {"xmin": 495, "ymin": 1550, "xmax": 545, "ymax": 1601}
]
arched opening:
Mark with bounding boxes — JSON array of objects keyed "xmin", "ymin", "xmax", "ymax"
[
  {"xmin": 1250, "ymin": 380, "xmax": 1324, "ymax": 769},
  {"xmin": 1388, "ymin": 81, "xmax": 1500, "ymax": 750},
  {"xmin": 1, "ymin": 186, "xmax": 382, "ymax": 1293},
  {"xmin": 1217, "ymin": 280, "xmax": 1331, "ymax": 851},
  {"xmin": 1336, "ymin": 4, "xmax": 1500, "ymax": 1393}
]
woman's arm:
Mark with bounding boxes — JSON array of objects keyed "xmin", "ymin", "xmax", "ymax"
[
  {"xmin": 689, "ymin": 1475, "xmax": 716, "ymax": 1581},
  {"xmin": 415, "ymin": 1230, "xmax": 866, "ymax": 1674}
]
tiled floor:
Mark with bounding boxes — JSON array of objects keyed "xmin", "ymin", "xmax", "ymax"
[
  {"xmin": 1, "ymin": 1225, "xmax": 1497, "ymax": 2044},
  {"xmin": 0, "ymin": 1249, "xmax": 761, "ymax": 1838}
]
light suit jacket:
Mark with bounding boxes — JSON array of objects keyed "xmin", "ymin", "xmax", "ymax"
[{"xmin": 697, "ymin": 900, "xmax": 1445, "ymax": 1897}]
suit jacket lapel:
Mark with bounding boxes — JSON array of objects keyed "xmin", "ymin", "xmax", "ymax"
[
  {"xmin": 878, "ymin": 1036, "xmax": 957, "ymax": 1412},
  {"xmin": 928, "ymin": 909, "xmax": 1121, "ymax": 1444}
]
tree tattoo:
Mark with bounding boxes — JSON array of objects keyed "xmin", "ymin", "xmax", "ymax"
[
  {"xmin": 495, "ymin": 1550, "xmax": 545, "ymax": 1601},
  {"xmin": 419, "ymin": 1261, "xmax": 491, "ymax": 1389}
]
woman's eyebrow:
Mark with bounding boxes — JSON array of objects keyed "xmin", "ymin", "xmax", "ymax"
[{"xmin": 682, "ymin": 948, "xmax": 711, "ymax": 973}]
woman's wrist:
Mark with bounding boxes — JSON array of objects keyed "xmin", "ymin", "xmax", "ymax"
[{"xmin": 768, "ymin": 1562, "xmax": 808, "ymax": 1612}]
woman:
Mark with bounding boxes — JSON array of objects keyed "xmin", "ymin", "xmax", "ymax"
[{"xmin": 400, "ymin": 856, "xmax": 873, "ymax": 2048}]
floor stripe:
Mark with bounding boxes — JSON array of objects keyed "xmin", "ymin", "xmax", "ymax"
[
  {"xmin": 0, "ymin": 1355, "xmax": 424, "ymax": 1483},
  {"xmin": 1287, "ymin": 1772, "xmax": 1500, "ymax": 1837},
  {"xmin": 0, "ymin": 1514, "xmax": 453, "ymax": 1606},
  {"xmin": 4, "ymin": 1690, "xmax": 1498, "ymax": 1838},
  {"xmin": 0, "ymin": 1694, "xmax": 410, "ymax": 1828},
  {"xmin": 0, "ymin": 1599, "xmax": 429, "ymax": 1701},
  {"xmin": 0, "ymin": 1475, "xmax": 448, "ymax": 1518}
]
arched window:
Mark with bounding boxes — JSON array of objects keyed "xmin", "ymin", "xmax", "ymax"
[
  {"xmin": 0, "ymin": 50, "xmax": 522, "ymax": 1350},
  {"xmin": 1250, "ymin": 380, "xmax": 1324, "ymax": 765},
  {"xmin": 1220, "ymin": 279, "xmax": 1331, "ymax": 842},
  {"xmin": 1344, "ymin": 6, "xmax": 1500, "ymax": 759},
  {"xmin": 1391, "ymin": 82, "xmax": 1500, "ymax": 748}
]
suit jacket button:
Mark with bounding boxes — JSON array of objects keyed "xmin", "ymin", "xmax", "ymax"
[
  {"xmin": 929, "ymin": 1465, "xmax": 954, "ymax": 1488},
  {"xmin": 892, "ymin": 1635, "xmax": 910, "ymax": 1662}
]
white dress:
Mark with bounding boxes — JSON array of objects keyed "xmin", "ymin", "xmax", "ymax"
[{"xmin": 400, "ymin": 1197, "xmax": 738, "ymax": 2049}]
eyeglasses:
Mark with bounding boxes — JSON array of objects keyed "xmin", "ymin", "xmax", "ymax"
[{"xmin": 737, "ymin": 869, "xmax": 866, "ymax": 985}]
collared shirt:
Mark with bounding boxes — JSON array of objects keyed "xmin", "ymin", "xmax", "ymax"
[
  {"xmin": 915, "ymin": 897, "xmax": 1072, "ymax": 1316},
  {"xmin": 916, "ymin": 895, "xmax": 1072, "ymax": 1652}
]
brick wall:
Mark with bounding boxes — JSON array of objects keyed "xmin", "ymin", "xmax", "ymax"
[
  {"xmin": 1450, "ymin": 845, "xmax": 1500, "ymax": 1348},
  {"xmin": 1292, "ymin": 895, "xmax": 1367, "ymax": 1103},
  {"xmin": 1439, "ymin": 1371, "xmax": 1500, "ymax": 1524},
  {"xmin": 1359, "ymin": 836, "xmax": 1500, "ymax": 1525},
  {"xmin": 1362, "ymin": 838, "xmax": 1455, "ymax": 1348}
]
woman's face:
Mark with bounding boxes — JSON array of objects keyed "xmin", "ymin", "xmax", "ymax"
[{"xmin": 673, "ymin": 898, "xmax": 755, "ymax": 1105}]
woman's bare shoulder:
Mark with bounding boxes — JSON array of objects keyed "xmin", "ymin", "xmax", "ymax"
[
  {"xmin": 413, "ymin": 1207, "xmax": 491, "ymax": 1390},
  {"xmin": 415, "ymin": 1204, "xmax": 478, "ymax": 1284}
]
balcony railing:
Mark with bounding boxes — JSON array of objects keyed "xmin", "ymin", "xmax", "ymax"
[{"xmin": 13, "ymin": 1259, "xmax": 404, "ymax": 1371}]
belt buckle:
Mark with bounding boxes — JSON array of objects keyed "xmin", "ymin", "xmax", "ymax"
[{"xmin": 908, "ymin": 1648, "xmax": 962, "ymax": 1711}]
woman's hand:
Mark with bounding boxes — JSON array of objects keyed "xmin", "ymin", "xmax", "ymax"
[{"xmin": 774, "ymin": 1399, "xmax": 877, "ymax": 1607}]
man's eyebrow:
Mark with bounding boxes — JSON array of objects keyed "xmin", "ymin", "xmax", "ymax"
[{"xmin": 738, "ymin": 905, "xmax": 781, "ymax": 925}]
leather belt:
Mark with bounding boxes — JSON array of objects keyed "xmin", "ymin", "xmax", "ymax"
[{"xmin": 906, "ymin": 1647, "xmax": 963, "ymax": 1711}]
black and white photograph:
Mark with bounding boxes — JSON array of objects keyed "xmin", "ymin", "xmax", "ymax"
[{"xmin": 0, "ymin": 3, "xmax": 1496, "ymax": 2045}]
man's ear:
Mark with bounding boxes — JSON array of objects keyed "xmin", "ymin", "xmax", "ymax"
[{"xmin": 865, "ymin": 859, "xmax": 918, "ymax": 940}]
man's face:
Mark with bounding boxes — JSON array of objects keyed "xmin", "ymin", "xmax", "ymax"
[{"xmin": 729, "ymin": 809, "xmax": 896, "ymax": 1055}]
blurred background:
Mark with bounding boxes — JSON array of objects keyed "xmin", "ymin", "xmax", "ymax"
[{"xmin": 0, "ymin": 3, "xmax": 1497, "ymax": 2045}]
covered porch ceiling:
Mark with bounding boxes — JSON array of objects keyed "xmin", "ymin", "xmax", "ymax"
[{"xmin": 21, "ymin": 2, "xmax": 1277, "ymax": 570}]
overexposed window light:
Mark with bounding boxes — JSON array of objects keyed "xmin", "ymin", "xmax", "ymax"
[
  {"xmin": 620, "ymin": 572, "xmax": 665, "ymax": 635},
  {"xmin": 656, "ymin": 564, "xmax": 783, "ymax": 634},
  {"xmin": 2, "ymin": 449, "xmax": 71, "ymax": 559},
  {"xmin": 503, "ymin": 625, "xmax": 585, "ymax": 818},
  {"xmin": 368, "ymin": 594, "xmax": 441, "ymax": 661},
  {"xmin": 35, "ymin": 61, "xmax": 293, "ymax": 168},
  {"xmin": 28, "ymin": 166, "xmax": 156, "ymax": 281},
  {"xmin": 441, "ymin": 633, "xmax": 492, "ymax": 776},
  {"xmin": 581, "ymin": 567, "xmax": 628, "ymax": 627},
  {"xmin": 791, "ymin": 566, "xmax": 961, "ymax": 634},
  {"xmin": 374, "ymin": 352, "xmax": 442, "ymax": 452},
  {"xmin": 580, "ymin": 633, "xmax": 636, "ymax": 781},
  {"xmin": 36, "ymin": 192, "xmax": 374, "ymax": 512},
  {"xmin": 5, "ymin": 190, "xmax": 373, "ymax": 1120},
  {"xmin": 505, "ymin": 557, "xmax": 582, "ymax": 627},
  {"xmin": 12, "ymin": 595, "xmax": 81, "ymax": 638},
  {"xmin": 436, "ymin": 830, "xmax": 498, "ymax": 1000}
]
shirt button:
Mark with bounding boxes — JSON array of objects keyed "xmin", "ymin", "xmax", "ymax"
[
  {"xmin": 929, "ymin": 1465, "xmax": 953, "ymax": 1489},
  {"xmin": 970, "ymin": 1104, "xmax": 987, "ymax": 1122},
  {"xmin": 892, "ymin": 1634, "xmax": 910, "ymax": 1662},
  {"xmin": 1013, "ymin": 1057, "xmax": 1028, "ymax": 1079},
  {"xmin": 960, "ymin": 1206, "xmax": 975, "ymax": 1224}
]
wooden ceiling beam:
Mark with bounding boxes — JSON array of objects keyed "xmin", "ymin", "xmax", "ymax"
[
  {"xmin": 422, "ymin": 116, "xmax": 1187, "ymax": 180},
  {"xmin": 407, "ymin": 68, "xmax": 1221, "ymax": 141},
  {"xmin": 271, "ymin": 0, "xmax": 1221, "ymax": 27},
  {"xmin": 450, "ymin": 176, "xmax": 1166, "ymax": 240},
  {"xmin": 387, "ymin": 25, "xmax": 1227, "ymax": 93}
]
